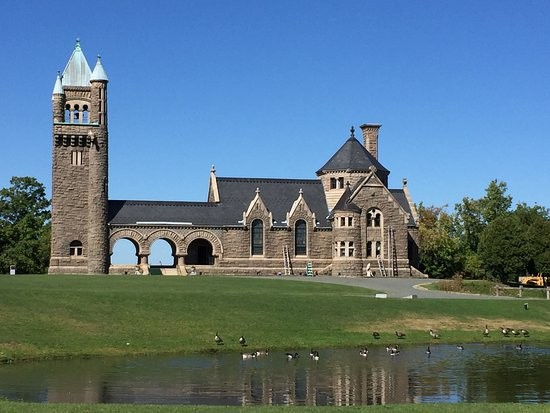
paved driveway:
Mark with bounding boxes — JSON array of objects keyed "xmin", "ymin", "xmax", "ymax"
[{"xmin": 266, "ymin": 275, "xmax": 514, "ymax": 300}]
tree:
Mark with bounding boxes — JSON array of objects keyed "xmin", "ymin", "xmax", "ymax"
[
  {"xmin": 515, "ymin": 203, "xmax": 550, "ymax": 275},
  {"xmin": 454, "ymin": 180, "xmax": 513, "ymax": 278},
  {"xmin": 417, "ymin": 204, "xmax": 463, "ymax": 278},
  {"xmin": 0, "ymin": 177, "xmax": 51, "ymax": 274}
]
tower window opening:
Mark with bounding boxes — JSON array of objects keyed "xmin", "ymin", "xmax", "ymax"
[
  {"xmin": 82, "ymin": 105, "xmax": 89, "ymax": 123},
  {"xmin": 71, "ymin": 151, "xmax": 83, "ymax": 166},
  {"xmin": 69, "ymin": 240, "xmax": 83, "ymax": 256},
  {"xmin": 64, "ymin": 104, "xmax": 71, "ymax": 123}
]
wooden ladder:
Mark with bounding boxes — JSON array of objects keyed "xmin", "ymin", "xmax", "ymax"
[
  {"xmin": 388, "ymin": 226, "xmax": 399, "ymax": 277},
  {"xmin": 283, "ymin": 246, "xmax": 293, "ymax": 275},
  {"xmin": 376, "ymin": 254, "xmax": 387, "ymax": 277}
]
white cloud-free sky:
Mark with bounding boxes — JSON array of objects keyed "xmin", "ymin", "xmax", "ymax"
[{"xmin": 2, "ymin": 1, "xmax": 549, "ymax": 263}]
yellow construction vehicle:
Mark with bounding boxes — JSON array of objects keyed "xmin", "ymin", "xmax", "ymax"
[{"xmin": 518, "ymin": 273, "xmax": 549, "ymax": 287}]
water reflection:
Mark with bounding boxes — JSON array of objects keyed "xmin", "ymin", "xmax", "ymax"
[{"xmin": 0, "ymin": 344, "xmax": 549, "ymax": 406}]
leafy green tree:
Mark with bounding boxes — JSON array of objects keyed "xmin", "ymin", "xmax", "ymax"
[
  {"xmin": 478, "ymin": 213, "xmax": 528, "ymax": 283},
  {"xmin": 418, "ymin": 204, "xmax": 463, "ymax": 278},
  {"xmin": 515, "ymin": 203, "xmax": 550, "ymax": 274},
  {"xmin": 454, "ymin": 180, "xmax": 513, "ymax": 278},
  {"xmin": 0, "ymin": 177, "xmax": 51, "ymax": 274}
]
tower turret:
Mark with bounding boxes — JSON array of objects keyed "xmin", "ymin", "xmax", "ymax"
[{"xmin": 49, "ymin": 40, "xmax": 110, "ymax": 274}]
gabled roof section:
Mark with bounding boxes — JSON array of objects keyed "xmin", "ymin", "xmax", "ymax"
[
  {"xmin": 217, "ymin": 177, "xmax": 331, "ymax": 227},
  {"xmin": 108, "ymin": 177, "xmax": 332, "ymax": 228},
  {"xmin": 316, "ymin": 129, "xmax": 389, "ymax": 175},
  {"xmin": 61, "ymin": 39, "xmax": 92, "ymax": 87},
  {"xmin": 332, "ymin": 184, "xmax": 362, "ymax": 214},
  {"xmin": 390, "ymin": 189, "xmax": 417, "ymax": 227}
]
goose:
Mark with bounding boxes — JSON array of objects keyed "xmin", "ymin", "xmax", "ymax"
[
  {"xmin": 386, "ymin": 345, "xmax": 399, "ymax": 355},
  {"xmin": 395, "ymin": 331, "xmax": 406, "ymax": 339},
  {"xmin": 515, "ymin": 343, "xmax": 523, "ymax": 351},
  {"xmin": 242, "ymin": 352, "xmax": 256, "ymax": 360},
  {"xmin": 372, "ymin": 331, "xmax": 381, "ymax": 339},
  {"xmin": 359, "ymin": 348, "xmax": 369, "ymax": 357},
  {"xmin": 239, "ymin": 336, "xmax": 247, "ymax": 346},
  {"xmin": 429, "ymin": 329, "xmax": 440, "ymax": 339},
  {"xmin": 483, "ymin": 325, "xmax": 489, "ymax": 337},
  {"xmin": 501, "ymin": 327, "xmax": 510, "ymax": 336},
  {"xmin": 254, "ymin": 349, "xmax": 269, "ymax": 357},
  {"xmin": 520, "ymin": 329, "xmax": 530, "ymax": 337},
  {"xmin": 425, "ymin": 345, "xmax": 431, "ymax": 357},
  {"xmin": 286, "ymin": 352, "xmax": 299, "ymax": 360},
  {"xmin": 456, "ymin": 344, "xmax": 464, "ymax": 351},
  {"xmin": 511, "ymin": 329, "xmax": 521, "ymax": 337},
  {"xmin": 309, "ymin": 350, "xmax": 320, "ymax": 361},
  {"xmin": 214, "ymin": 332, "xmax": 224, "ymax": 345}
]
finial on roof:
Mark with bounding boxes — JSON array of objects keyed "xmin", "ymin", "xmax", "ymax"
[
  {"xmin": 256, "ymin": 187, "xmax": 260, "ymax": 194},
  {"xmin": 350, "ymin": 126, "xmax": 355, "ymax": 138},
  {"xmin": 299, "ymin": 188, "xmax": 303, "ymax": 195},
  {"xmin": 75, "ymin": 38, "xmax": 81, "ymax": 50},
  {"xmin": 211, "ymin": 164, "xmax": 216, "ymax": 173},
  {"xmin": 402, "ymin": 178, "xmax": 408, "ymax": 186}
]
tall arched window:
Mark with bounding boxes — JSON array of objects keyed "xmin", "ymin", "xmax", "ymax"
[
  {"xmin": 69, "ymin": 240, "xmax": 83, "ymax": 256},
  {"xmin": 251, "ymin": 219, "xmax": 263, "ymax": 255},
  {"xmin": 295, "ymin": 220, "xmax": 307, "ymax": 255}
]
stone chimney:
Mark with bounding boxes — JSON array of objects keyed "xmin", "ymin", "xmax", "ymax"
[{"xmin": 360, "ymin": 123, "xmax": 381, "ymax": 159}]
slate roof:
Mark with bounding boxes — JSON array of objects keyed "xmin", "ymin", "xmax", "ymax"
[
  {"xmin": 316, "ymin": 136, "xmax": 389, "ymax": 175},
  {"xmin": 108, "ymin": 177, "xmax": 331, "ymax": 228},
  {"xmin": 389, "ymin": 189, "xmax": 417, "ymax": 226}
]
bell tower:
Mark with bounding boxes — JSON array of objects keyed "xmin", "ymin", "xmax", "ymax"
[{"xmin": 49, "ymin": 40, "xmax": 110, "ymax": 274}]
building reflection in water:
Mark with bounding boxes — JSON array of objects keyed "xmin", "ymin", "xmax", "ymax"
[{"xmin": 0, "ymin": 344, "xmax": 549, "ymax": 406}]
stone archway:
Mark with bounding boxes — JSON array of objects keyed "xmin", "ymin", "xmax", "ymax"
[
  {"xmin": 183, "ymin": 230, "xmax": 223, "ymax": 258},
  {"xmin": 146, "ymin": 229, "xmax": 183, "ymax": 269},
  {"xmin": 185, "ymin": 238, "xmax": 214, "ymax": 265}
]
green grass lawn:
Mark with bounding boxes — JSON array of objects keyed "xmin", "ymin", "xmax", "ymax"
[{"xmin": 1, "ymin": 275, "xmax": 549, "ymax": 363}]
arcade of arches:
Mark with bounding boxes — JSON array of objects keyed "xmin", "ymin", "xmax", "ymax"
[{"xmin": 109, "ymin": 229, "xmax": 219, "ymax": 275}]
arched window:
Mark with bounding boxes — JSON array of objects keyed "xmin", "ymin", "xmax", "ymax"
[
  {"xmin": 69, "ymin": 240, "xmax": 83, "ymax": 256},
  {"xmin": 82, "ymin": 105, "xmax": 89, "ymax": 123},
  {"xmin": 251, "ymin": 219, "xmax": 263, "ymax": 255},
  {"xmin": 64, "ymin": 104, "xmax": 71, "ymax": 122},
  {"xmin": 367, "ymin": 208, "xmax": 383, "ymax": 228},
  {"xmin": 295, "ymin": 220, "xmax": 307, "ymax": 255}
]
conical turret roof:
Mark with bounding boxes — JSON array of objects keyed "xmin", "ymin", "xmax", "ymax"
[
  {"xmin": 316, "ymin": 128, "xmax": 389, "ymax": 175},
  {"xmin": 91, "ymin": 55, "xmax": 108, "ymax": 81},
  {"xmin": 61, "ymin": 39, "xmax": 92, "ymax": 87}
]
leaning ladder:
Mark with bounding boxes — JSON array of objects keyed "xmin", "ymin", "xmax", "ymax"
[
  {"xmin": 377, "ymin": 254, "xmax": 387, "ymax": 277},
  {"xmin": 283, "ymin": 246, "xmax": 293, "ymax": 275},
  {"xmin": 388, "ymin": 226, "xmax": 399, "ymax": 277}
]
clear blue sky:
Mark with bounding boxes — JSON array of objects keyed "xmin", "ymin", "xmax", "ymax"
[{"xmin": 2, "ymin": 0, "xmax": 550, "ymax": 213}]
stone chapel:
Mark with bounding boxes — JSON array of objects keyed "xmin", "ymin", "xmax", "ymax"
[{"xmin": 49, "ymin": 40, "xmax": 421, "ymax": 277}]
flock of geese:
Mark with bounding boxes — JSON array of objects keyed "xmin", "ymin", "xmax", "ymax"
[{"xmin": 214, "ymin": 324, "xmax": 529, "ymax": 361}]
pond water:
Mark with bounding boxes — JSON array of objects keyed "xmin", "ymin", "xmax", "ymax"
[{"xmin": 1, "ymin": 343, "xmax": 549, "ymax": 406}]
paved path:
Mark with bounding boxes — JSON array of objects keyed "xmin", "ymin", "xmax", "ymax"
[{"xmin": 264, "ymin": 275, "xmax": 514, "ymax": 300}]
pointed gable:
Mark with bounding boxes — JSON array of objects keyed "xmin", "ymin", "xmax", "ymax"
[
  {"xmin": 332, "ymin": 184, "xmax": 362, "ymax": 214},
  {"xmin": 61, "ymin": 39, "xmax": 92, "ymax": 87}
]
